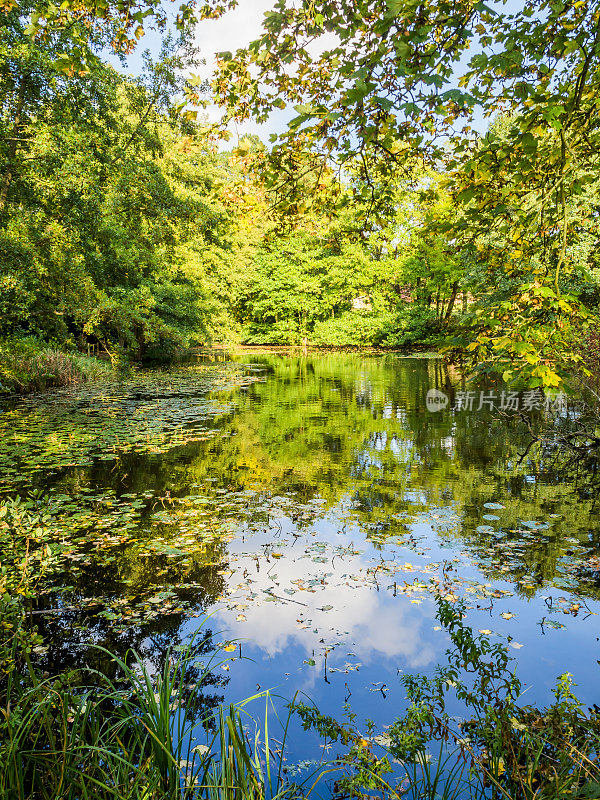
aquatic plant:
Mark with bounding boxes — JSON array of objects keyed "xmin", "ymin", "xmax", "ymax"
[
  {"xmin": 292, "ymin": 597, "xmax": 600, "ymax": 800},
  {"xmin": 0, "ymin": 619, "xmax": 320, "ymax": 800}
]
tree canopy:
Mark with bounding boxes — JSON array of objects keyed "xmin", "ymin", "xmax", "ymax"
[
  {"xmin": 2, "ymin": 0, "xmax": 600, "ymax": 393},
  {"xmin": 212, "ymin": 0, "xmax": 600, "ymax": 389}
]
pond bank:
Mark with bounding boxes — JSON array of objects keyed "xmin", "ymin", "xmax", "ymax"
[
  {"xmin": 0, "ymin": 339, "xmax": 445, "ymax": 396},
  {"xmin": 0, "ymin": 337, "xmax": 115, "ymax": 394}
]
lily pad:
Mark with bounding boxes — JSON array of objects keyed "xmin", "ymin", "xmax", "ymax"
[{"xmin": 476, "ymin": 525, "xmax": 495, "ymax": 534}]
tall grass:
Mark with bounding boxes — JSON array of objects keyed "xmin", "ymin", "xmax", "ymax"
[
  {"xmin": 0, "ymin": 336, "xmax": 114, "ymax": 393},
  {"xmin": 0, "ymin": 627, "xmax": 325, "ymax": 800},
  {"xmin": 1, "ymin": 639, "xmax": 215, "ymax": 799}
]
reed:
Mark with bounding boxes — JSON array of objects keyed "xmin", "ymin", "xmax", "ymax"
[{"xmin": 0, "ymin": 336, "xmax": 114, "ymax": 393}]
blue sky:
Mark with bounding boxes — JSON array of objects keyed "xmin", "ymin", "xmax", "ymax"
[
  {"xmin": 118, "ymin": 0, "xmax": 506, "ymax": 146},
  {"xmin": 114, "ymin": 0, "xmax": 292, "ymax": 144}
]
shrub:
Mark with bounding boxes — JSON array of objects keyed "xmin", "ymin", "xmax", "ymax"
[
  {"xmin": 376, "ymin": 305, "xmax": 443, "ymax": 348},
  {"xmin": 0, "ymin": 336, "xmax": 114, "ymax": 393},
  {"xmin": 311, "ymin": 311, "xmax": 391, "ymax": 347}
]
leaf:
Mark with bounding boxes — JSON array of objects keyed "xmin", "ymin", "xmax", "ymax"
[
  {"xmin": 293, "ymin": 104, "xmax": 316, "ymax": 115},
  {"xmin": 385, "ymin": 0, "xmax": 403, "ymax": 14},
  {"xmin": 579, "ymin": 781, "xmax": 600, "ymax": 799}
]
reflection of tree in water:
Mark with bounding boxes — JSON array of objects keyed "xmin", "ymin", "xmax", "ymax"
[
  {"xmin": 504, "ymin": 413, "xmax": 600, "ymax": 592},
  {"xmin": 188, "ymin": 355, "xmax": 600, "ymax": 595},
  {"xmin": 34, "ymin": 557, "xmax": 229, "ymax": 727},
  {"xmin": 535, "ymin": 422, "xmax": 600, "ymax": 507},
  {"xmin": 10, "ymin": 354, "xmax": 600, "ymax": 678}
]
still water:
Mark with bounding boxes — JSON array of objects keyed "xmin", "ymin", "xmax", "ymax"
[{"xmin": 2, "ymin": 352, "xmax": 600, "ymax": 772}]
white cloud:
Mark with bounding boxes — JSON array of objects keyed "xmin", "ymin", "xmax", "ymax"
[{"xmin": 215, "ymin": 527, "xmax": 437, "ymax": 673}]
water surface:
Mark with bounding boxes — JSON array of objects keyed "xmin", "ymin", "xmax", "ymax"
[{"xmin": 2, "ymin": 353, "xmax": 600, "ymax": 772}]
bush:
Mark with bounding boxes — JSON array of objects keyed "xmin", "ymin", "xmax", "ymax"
[
  {"xmin": 0, "ymin": 336, "xmax": 114, "ymax": 394},
  {"xmin": 375, "ymin": 304, "xmax": 443, "ymax": 348},
  {"xmin": 311, "ymin": 311, "xmax": 391, "ymax": 347}
]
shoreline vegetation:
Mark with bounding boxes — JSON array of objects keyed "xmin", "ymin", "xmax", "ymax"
[
  {"xmin": 3, "ymin": 0, "xmax": 599, "ymax": 401},
  {"xmin": 0, "ymin": 337, "xmax": 115, "ymax": 395},
  {"xmin": 0, "ymin": 338, "xmax": 444, "ymax": 396}
]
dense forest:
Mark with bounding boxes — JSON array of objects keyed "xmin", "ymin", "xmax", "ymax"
[{"xmin": 2, "ymin": 0, "xmax": 600, "ymax": 394}]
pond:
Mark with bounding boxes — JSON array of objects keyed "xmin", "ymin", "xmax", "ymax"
[{"xmin": 2, "ymin": 352, "xmax": 600, "ymax": 777}]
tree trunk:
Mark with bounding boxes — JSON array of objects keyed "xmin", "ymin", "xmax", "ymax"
[
  {"xmin": 444, "ymin": 281, "xmax": 459, "ymax": 321},
  {"xmin": 0, "ymin": 75, "xmax": 29, "ymax": 216}
]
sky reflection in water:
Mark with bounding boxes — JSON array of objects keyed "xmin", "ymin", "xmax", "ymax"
[{"xmin": 2, "ymin": 352, "xmax": 600, "ymax": 767}]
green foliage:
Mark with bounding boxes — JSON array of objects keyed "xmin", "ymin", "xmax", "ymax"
[
  {"xmin": 377, "ymin": 306, "xmax": 442, "ymax": 349},
  {"xmin": 290, "ymin": 597, "xmax": 600, "ymax": 800},
  {"xmin": 0, "ymin": 623, "xmax": 237, "ymax": 799},
  {"xmin": 213, "ymin": 0, "xmax": 600, "ymax": 391},
  {"xmin": 7, "ymin": 0, "xmax": 600, "ymax": 392},
  {"xmin": 0, "ymin": 336, "xmax": 114, "ymax": 393},
  {"xmin": 0, "ymin": 12, "xmax": 243, "ymax": 376},
  {"xmin": 311, "ymin": 311, "xmax": 388, "ymax": 348}
]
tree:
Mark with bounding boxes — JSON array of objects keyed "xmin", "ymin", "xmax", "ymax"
[
  {"xmin": 0, "ymin": 8, "xmax": 241, "ymax": 361},
  {"xmin": 213, "ymin": 0, "xmax": 600, "ymax": 389}
]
